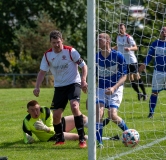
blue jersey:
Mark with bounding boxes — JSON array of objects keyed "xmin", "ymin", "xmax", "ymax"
[
  {"xmin": 144, "ymin": 40, "xmax": 166, "ymax": 72},
  {"xmin": 96, "ymin": 49, "xmax": 127, "ymax": 89}
]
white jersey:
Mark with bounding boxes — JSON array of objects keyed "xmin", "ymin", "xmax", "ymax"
[
  {"xmin": 116, "ymin": 34, "xmax": 137, "ymax": 64},
  {"xmin": 40, "ymin": 45, "xmax": 81, "ymax": 87}
]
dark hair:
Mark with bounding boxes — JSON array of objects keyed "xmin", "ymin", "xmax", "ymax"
[
  {"xmin": 27, "ymin": 100, "xmax": 39, "ymax": 109},
  {"xmin": 119, "ymin": 23, "xmax": 126, "ymax": 27},
  {"xmin": 49, "ymin": 30, "xmax": 62, "ymax": 41}
]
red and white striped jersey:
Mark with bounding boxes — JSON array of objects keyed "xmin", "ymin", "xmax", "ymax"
[{"xmin": 40, "ymin": 45, "xmax": 82, "ymax": 87}]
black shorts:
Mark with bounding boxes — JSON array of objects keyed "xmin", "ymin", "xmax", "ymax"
[
  {"xmin": 47, "ymin": 117, "xmax": 66, "ymax": 141},
  {"xmin": 127, "ymin": 63, "xmax": 138, "ymax": 74},
  {"xmin": 50, "ymin": 83, "xmax": 81, "ymax": 110}
]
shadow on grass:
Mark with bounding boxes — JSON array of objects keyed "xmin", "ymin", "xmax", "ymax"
[{"xmin": 0, "ymin": 140, "xmax": 85, "ymax": 150}]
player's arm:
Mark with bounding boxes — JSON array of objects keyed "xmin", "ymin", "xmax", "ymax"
[
  {"xmin": 139, "ymin": 44, "xmax": 154, "ymax": 72},
  {"xmin": 34, "ymin": 107, "xmax": 54, "ymax": 133},
  {"xmin": 44, "ymin": 108, "xmax": 54, "ymax": 133},
  {"xmin": 71, "ymin": 49, "xmax": 88, "ymax": 93},
  {"xmin": 124, "ymin": 44, "xmax": 138, "ymax": 51},
  {"xmin": 22, "ymin": 120, "xmax": 35, "ymax": 144},
  {"xmin": 112, "ymin": 45, "xmax": 117, "ymax": 50},
  {"xmin": 33, "ymin": 70, "xmax": 46, "ymax": 97}
]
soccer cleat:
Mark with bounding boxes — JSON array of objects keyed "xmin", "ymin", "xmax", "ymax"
[
  {"xmin": 109, "ymin": 135, "xmax": 120, "ymax": 141},
  {"xmin": 137, "ymin": 93, "xmax": 143, "ymax": 101},
  {"xmin": 143, "ymin": 94, "xmax": 148, "ymax": 101},
  {"xmin": 79, "ymin": 139, "xmax": 87, "ymax": 148},
  {"xmin": 54, "ymin": 141, "xmax": 65, "ymax": 146},
  {"xmin": 97, "ymin": 142, "xmax": 104, "ymax": 148},
  {"xmin": 147, "ymin": 113, "xmax": 154, "ymax": 118}
]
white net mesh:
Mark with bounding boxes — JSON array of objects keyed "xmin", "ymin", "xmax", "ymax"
[{"xmin": 96, "ymin": 0, "xmax": 166, "ymax": 159}]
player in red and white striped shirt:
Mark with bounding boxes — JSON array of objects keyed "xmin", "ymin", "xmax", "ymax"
[{"xmin": 33, "ymin": 30, "xmax": 88, "ymax": 148}]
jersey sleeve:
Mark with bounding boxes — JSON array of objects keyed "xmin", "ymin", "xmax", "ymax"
[
  {"xmin": 144, "ymin": 42, "xmax": 155, "ymax": 65},
  {"xmin": 70, "ymin": 48, "xmax": 81, "ymax": 62},
  {"xmin": 129, "ymin": 36, "xmax": 136, "ymax": 46},
  {"xmin": 22, "ymin": 119, "xmax": 33, "ymax": 144},
  {"xmin": 40, "ymin": 55, "xmax": 50, "ymax": 72}
]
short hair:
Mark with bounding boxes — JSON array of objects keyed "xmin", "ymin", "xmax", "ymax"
[
  {"xmin": 99, "ymin": 33, "xmax": 111, "ymax": 42},
  {"xmin": 119, "ymin": 23, "xmax": 126, "ymax": 28},
  {"xmin": 27, "ymin": 100, "xmax": 39, "ymax": 109},
  {"xmin": 49, "ymin": 30, "xmax": 62, "ymax": 41}
]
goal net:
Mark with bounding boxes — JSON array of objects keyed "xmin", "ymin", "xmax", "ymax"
[{"xmin": 89, "ymin": 0, "xmax": 166, "ymax": 159}]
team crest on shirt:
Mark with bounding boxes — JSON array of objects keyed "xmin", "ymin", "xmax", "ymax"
[{"xmin": 62, "ymin": 55, "xmax": 67, "ymax": 60}]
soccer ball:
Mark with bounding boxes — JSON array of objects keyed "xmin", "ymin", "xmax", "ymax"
[{"xmin": 122, "ymin": 129, "xmax": 140, "ymax": 147}]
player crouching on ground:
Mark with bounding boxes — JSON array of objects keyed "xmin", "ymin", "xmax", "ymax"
[{"xmin": 22, "ymin": 100, "xmax": 88, "ymax": 144}]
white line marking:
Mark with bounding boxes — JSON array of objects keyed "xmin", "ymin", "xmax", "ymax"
[{"xmin": 103, "ymin": 136, "xmax": 166, "ymax": 160}]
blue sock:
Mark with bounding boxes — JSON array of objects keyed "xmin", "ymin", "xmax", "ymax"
[
  {"xmin": 118, "ymin": 120, "xmax": 128, "ymax": 131},
  {"xmin": 149, "ymin": 94, "xmax": 158, "ymax": 113},
  {"xmin": 96, "ymin": 123, "xmax": 103, "ymax": 144}
]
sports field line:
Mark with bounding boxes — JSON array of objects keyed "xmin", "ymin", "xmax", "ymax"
[{"xmin": 103, "ymin": 136, "xmax": 166, "ymax": 160}]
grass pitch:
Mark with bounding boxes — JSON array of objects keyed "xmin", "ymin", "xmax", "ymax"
[{"xmin": 0, "ymin": 87, "xmax": 166, "ymax": 160}]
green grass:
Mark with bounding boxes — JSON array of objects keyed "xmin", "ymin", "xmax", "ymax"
[{"xmin": 0, "ymin": 88, "xmax": 166, "ymax": 160}]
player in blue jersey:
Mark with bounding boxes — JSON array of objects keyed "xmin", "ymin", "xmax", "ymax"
[
  {"xmin": 96, "ymin": 33, "xmax": 129, "ymax": 148},
  {"xmin": 139, "ymin": 26, "xmax": 166, "ymax": 118}
]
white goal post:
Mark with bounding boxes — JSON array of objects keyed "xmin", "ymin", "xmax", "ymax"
[
  {"xmin": 87, "ymin": 0, "xmax": 96, "ymax": 160},
  {"xmin": 87, "ymin": 0, "xmax": 166, "ymax": 160}
]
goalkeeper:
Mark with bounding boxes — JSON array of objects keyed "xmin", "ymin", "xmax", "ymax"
[{"xmin": 23, "ymin": 100, "xmax": 88, "ymax": 144}]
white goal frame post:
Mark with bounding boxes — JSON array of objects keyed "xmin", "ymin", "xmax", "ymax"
[
  {"xmin": 87, "ymin": 0, "xmax": 166, "ymax": 160},
  {"xmin": 87, "ymin": 0, "xmax": 96, "ymax": 160}
]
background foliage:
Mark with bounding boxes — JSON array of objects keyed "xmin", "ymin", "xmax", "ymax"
[{"xmin": 0, "ymin": 0, "xmax": 166, "ymax": 87}]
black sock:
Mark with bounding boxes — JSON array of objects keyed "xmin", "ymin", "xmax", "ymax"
[
  {"xmin": 103, "ymin": 118, "xmax": 110, "ymax": 127},
  {"xmin": 138, "ymin": 79, "xmax": 146, "ymax": 95},
  {"xmin": 131, "ymin": 81, "xmax": 140, "ymax": 93},
  {"xmin": 53, "ymin": 123, "xmax": 64, "ymax": 141},
  {"xmin": 74, "ymin": 115, "xmax": 85, "ymax": 140}
]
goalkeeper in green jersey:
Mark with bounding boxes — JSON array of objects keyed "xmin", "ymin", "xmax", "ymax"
[{"xmin": 22, "ymin": 100, "xmax": 88, "ymax": 144}]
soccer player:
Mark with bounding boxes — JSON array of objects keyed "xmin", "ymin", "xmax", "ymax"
[
  {"xmin": 23, "ymin": 100, "xmax": 88, "ymax": 144},
  {"xmin": 139, "ymin": 26, "xmax": 166, "ymax": 118},
  {"xmin": 96, "ymin": 33, "xmax": 129, "ymax": 148},
  {"xmin": 33, "ymin": 30, "xmax": 88, "ymax": 148},
  {"xmin": 114, "ymin": 23, "xmax": 147, "ymax": 101}
]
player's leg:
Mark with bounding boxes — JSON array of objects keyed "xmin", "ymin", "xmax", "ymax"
[
  {"xmin": 148, "ymin": 70, "xmax": 164, "ymax": 118},
  {"xmin": 129, "ymin": 64, "xmax": 142, "ymax": 100},
  {"xmin": 108, "ymin": 108, "xmax": 128, "ymax": 131},
  {"xmin": 96, "ymin": 88, "xmax": 105, "ymax": 148},
  {"xmin": 69, "ymin": 83, "xmax": 87, "ymax": 148},
  {"xmin": 51, "ymin": 87, "xmax": 68, "ymax": 145},
  {"xmin": 134, "ymin": 71, "xmax": 147, "ymax": 100},
  {"xmin": 107, "ymin": 85, "xmax": 128, "ymax": 131}
]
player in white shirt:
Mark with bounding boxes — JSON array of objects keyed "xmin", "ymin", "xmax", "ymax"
[
  {"xmin": 33, "ymin": 30, "xmax": 88, "ymax": 148},
  {"xmin": 114, "ymin": 23, "xmax": 147, "ymax": 101},
  {"xmin": 139, "ymin": 27, "xmax": 166, "ymax": 118}
]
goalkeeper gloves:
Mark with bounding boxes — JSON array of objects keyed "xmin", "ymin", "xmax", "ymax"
[
  {"xmin": 26, "ymin": 133, "xmax": 35, "ymax": 144},
  {"xmin": 34, "ymin": 120, "xmax": 50, "ymax": 132}
]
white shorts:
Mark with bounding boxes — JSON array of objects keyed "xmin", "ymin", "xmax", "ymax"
[
  {"xmin": 96, "ymin": 85, "xmax": 123, "ymax": 108},
  {"xmin": 152, "ymin": 70, "xmax": 166, "ymax": 92}
]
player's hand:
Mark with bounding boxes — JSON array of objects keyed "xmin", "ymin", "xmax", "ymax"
[
  {"xmin": 105, "ymin": 87, "xmax": 115, "ymax": 95},
  {"xmin": 34, "ymin": 120, "xmax": 50, "ymax": 132},
  {"xmin": 33, "ymin": 88, "xmax": 40, "ymax": 97},
  {"xmin": 139, "ymin": 64, "xmax": 146, "ymax": 73},
  {"xmin": 81, "ymin": 80, "xmax": 88, "ymax": 94},
  {"xmin": 26, "ymin": 133, "xmax": 35, "ymax": 144},
  {"xmin": 124, "ymin": 47, "xmax": 130, "ymax": 51}
]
